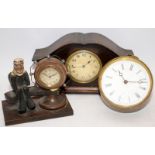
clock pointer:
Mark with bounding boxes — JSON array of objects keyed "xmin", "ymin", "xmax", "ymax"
[
  {"xmin": 48, "ymin": 73, "xmax": 57, "ymax": 78},
  {"xmin": 118, "ymin": 70, "xmax": 125, "ymax": 81},
  {"xmin": 118, "ymin": 70, "xmax": 128, "ymax": 84},
  {"xmin": 127, "ymin": 79, "xmax": 147, "ymax": 84},
  {"xmin": 71, "ymin": 60, "xmax": 92, "ymax": 68},
  {"xmin": 82, "ymin": 60, "xmax": 92, "ymax": 68},
  {"xmin": 43, "ymin": 73, "xmax": 49, "ymax": 77}
]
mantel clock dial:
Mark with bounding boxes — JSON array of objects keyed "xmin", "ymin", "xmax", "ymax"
[
  {"xmin": 98, "ymin": 56, "xmax": 153, "ymax": 113},
  {"xmin": 66, "ymin": 50, "xmax": 102, "ymax": 83}
]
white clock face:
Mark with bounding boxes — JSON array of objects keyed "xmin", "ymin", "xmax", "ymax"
[
  {"xmin": 100, "ymin": 57, "xmax": 153, "ymax": 107},
  {"xmin": 39, "ymin": 67, "xmax": 61, "ymax": 88}
]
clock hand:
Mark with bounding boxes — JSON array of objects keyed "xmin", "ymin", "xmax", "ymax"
[
  {"xmin": 118, "ymin": 70, "xmax": 125, "ymax": 81},
  {"xmin": 71, "ymin": 64, "xmax": 82, "ymax": 68},
  {"xmin": 128, "ymin": 79, "xmax": 147, "ymax": 84},
  {"xmin": 80, "ymin": 60, "xmax": 93, "ymax": 68},
  {"xmin": 43, "ymin": 73, "xmax": 48, "ymax": 77},
  {"xmin": 84, "ymin": 60, "xmax": 92, "ymax": 66},
  {"xmin": 138, "ymin": 79, "xmax": 147, "ymax": 84},
  {"xmin": 71, "ymin": 60, "xmax": 92, "ymax": 68},
  {"xmin": 48, "ymin": 73, "xmax": 57, "ymax": 78}
]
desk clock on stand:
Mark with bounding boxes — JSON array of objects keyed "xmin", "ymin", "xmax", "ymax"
[
  {"xmin": 32, "ymin": 57, "xmax": 68, "ymax": 110},
  {"xmin": 2, "ymin": 57, "xmax": 73, "ymax": 126}
]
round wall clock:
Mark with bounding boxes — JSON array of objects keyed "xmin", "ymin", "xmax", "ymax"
[
  {"xmin": 66, "ymin": 50, "xmax": 102, "ymax": 83},
  {"xmin": 98, "ymin": 56, "xmax": 153, "ymax": 113}
]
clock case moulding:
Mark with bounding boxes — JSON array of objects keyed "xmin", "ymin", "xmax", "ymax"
[{"xmin": 32, "ymin": 32, "xmax": 134, "ymax": 94}]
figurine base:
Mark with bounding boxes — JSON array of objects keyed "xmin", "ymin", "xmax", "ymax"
[{"xmin": 2, "ymin": 96, "xmax": 73, "ymax": 126}]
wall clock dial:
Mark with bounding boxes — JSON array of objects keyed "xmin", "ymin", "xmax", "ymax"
[
  {"xmin": 66, "ymin": 50, "xmax": 102, "ymax": 83},
  {"xmin": 98, "ymin": 56, "xmax": 153, "ymax": 112}
]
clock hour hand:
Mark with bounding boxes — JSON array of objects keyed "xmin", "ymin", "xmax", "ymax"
[
  {"xmin": 118, "ymin": 70, "xmax": 125, "ymax": 81},
  {"xmin": 72, "ymin": 65, "xmax": 83, "ymax": 68},
  {"xmin": 43, "ymin": 73, "xmax": 48, "ymax": 77}
]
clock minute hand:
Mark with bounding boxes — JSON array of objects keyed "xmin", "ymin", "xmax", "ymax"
[
  {"xmin": 127, "ymin": 81, "xmax": 137, "ymax": 83},
  {"xmin": 49, "ymin": 73, "xmax": 57, "ymax": 78},
  {"xmin": 128, "ymin": 79, "xmax": 147, "ymax": 84},
  {"xmin": 84, "ymin": 60, "xmax": 92, "ymax": 66},
  {"xmin": 70, "ymin": 60, "xmax": 92, "ymax": 69}
]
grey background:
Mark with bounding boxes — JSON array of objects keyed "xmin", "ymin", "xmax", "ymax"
[{"xmin": 0, "ymin": 28, "xmax": 155, "ymax": 127}]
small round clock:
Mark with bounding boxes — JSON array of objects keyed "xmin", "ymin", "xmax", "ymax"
[
  {"xmin": 34, "ymin": 57, "xmax": 67, "ymax": 90},
  {"xmin": 98, "ymin": 56, "xmax": 153, "ymax": 113},
  {"xmin": 66, "ymin": 50, "xmax": 102, "ymax": 83},
  {"xmin": 34, "ymin": 57, "xmax": 68, "ymax": 110}
]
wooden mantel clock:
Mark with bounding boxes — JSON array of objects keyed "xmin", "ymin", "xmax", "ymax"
[{"xmin": 32, "ymin": 33, "xmax": 134, "ymax": 94}]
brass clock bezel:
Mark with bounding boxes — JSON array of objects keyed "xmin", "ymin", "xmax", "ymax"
[
  {"xmin": 98, "ymin": 56, "xmax": 154, "ymax": 113},
  {"xmin": 66, "ymin": 50, "xmax": 102, "ymax": 84},
  {"xmin": 34, "ymin": 58, "xmax": 67, "ymax": 90}
]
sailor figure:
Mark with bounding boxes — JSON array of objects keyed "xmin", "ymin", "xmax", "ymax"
[{"xmin": 8, "ymin": 58, "xmax": 35, "ymax": 114}]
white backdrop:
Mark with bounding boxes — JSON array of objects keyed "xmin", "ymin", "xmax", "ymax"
[{"xmin": 0, "ymin": 28, "xmax": 155, "ymax": 127}]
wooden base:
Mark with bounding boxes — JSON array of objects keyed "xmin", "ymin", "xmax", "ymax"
[{"xmin": 2, "ymin": 96, "xmax": 73, "ymax": 126}]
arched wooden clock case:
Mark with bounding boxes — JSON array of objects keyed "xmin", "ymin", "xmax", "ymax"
[{"xmin": 32, "ymin": 33, "xmax": 134, "ymax": 94}]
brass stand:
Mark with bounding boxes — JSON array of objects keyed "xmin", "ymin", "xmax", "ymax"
[{"xmin": 39, "ymin": 93, "xmax": 67, "ymax": 110}]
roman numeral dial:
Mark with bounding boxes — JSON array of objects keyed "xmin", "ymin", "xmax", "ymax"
[{"xmin": 99, "ymin": 56, "xmax": 153, "ymax": 113}]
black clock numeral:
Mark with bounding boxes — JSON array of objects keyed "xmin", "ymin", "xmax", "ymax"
[
  {"xmin": 72, "ymin": 59, "xmax": 76, "ymax": 62},
  {"xmin": 92, "ymin": 71, "xmax": 96, "ymax": 74},
  {"xmin": 130, "ymin": 64, "xmax": 134, "ymax": 71},
  {"xmin": 118, "ymin": 96, "xmax": 121, "ymax": 102},
  {"xmin": 128, "ymin": 96, "xmax": 131, "ymax": 103},
  {"xmin": 82, "ymin": 76, "xmax": 85, "ymax": 79},
  {"xmin": 121, "ymin": 64, "xmax": 124, "ymax": 70},
  {"xmin": 105, "ymin": 83, "xmax": 112, "ymax": 87},
  {"xmin": 109, "ymin": 90, "xmax": 115, "ymax": 96},
  {"xmin": 106, "ymin": 76, "xmax": 113, "ymax": 79},
  {"xmin": 135, "ymin": 93, "xmax": 140, "ymax": 98},
  {"xmin": 72, "ymin": 70, "xmax": 76, "ymax": 73},
  {"xmin": 82, "ymin": 53, "xmax": 86, "ymax": 57},
  {"xmin": 136, "ymin": 70, "xmax": 141, "ymax": 75},
  {"xmin": 139, "ymin": 86, "xmax": 146, "ymax": 91},
  {"xmin": 112, "ymin": 68, "xmax": 117, "ymax": 73}
]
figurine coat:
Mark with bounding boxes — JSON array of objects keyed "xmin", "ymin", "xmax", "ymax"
[{"xmin": 8, "ymin": 71, "xmax": 35, "ymax": 114}]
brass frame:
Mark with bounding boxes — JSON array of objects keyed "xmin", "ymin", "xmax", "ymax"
[
  {"xmin": 98, "ymin": 56, "xmax": 154, "ymax": 113},
  {"xmin": 34, "ymin": 58, "xmax": 67, "ymax": 90},
  {"xmin": 66, "ymin": 50, "xmax": 102, "ymax": 84}
]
